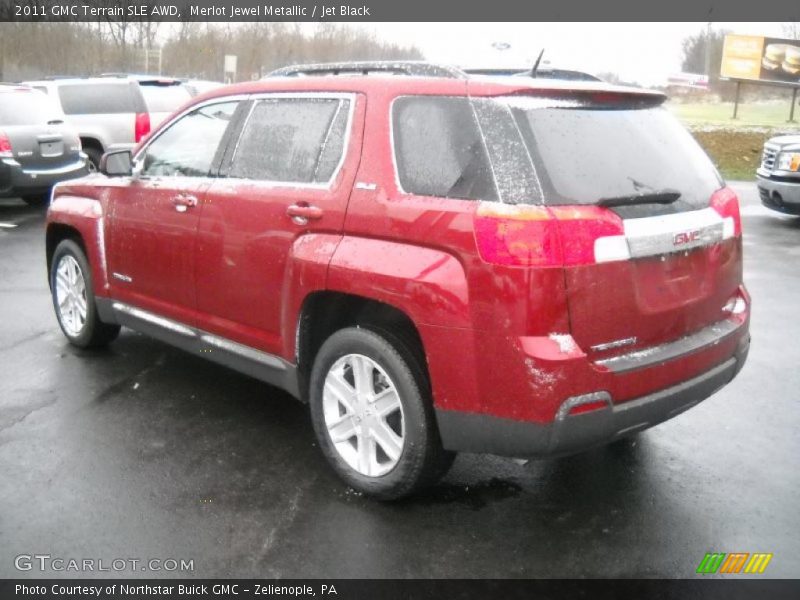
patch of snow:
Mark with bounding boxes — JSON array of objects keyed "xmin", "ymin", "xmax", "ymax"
[{"xmin": 549, "ymin": 333, "xmax": 577, "ymax": 354}]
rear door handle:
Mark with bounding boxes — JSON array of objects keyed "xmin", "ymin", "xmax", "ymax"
[
  {"xmin": 286, "ymin": 202, "xmax": 323, "ymax": 225},
  {"xmin": 172, "ymin": 194, "xmax": 198, "ymax": 213}
]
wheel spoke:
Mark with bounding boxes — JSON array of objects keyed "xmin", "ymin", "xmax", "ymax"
[
  {"xmin": 372, "ymin": 421, "xmax": 403, "ymax": 462},
  {"xmin": 372, "ymin": 387, "xmax": 401, "ymax": 417},
  {"xmin": 56, "ymin": 270, "xmax": 70, "ymax": 291},
  {"xmin": 357, "ymin": 433, "xmax": 374, "ymax": 476},
  {"xmin": 350, "ymin": 355, "xmax": 374, "ymax": 396},
  {"xmin": 75, "ymin": 294, "xmax": 87, "ymax": 317},
  {"xmin": 328, "ymin": 414, "xmax": 358, "ymax": 443},
  {"xmin": 324, "ymin": 371, "xmax": 356, "ymax": 414}
]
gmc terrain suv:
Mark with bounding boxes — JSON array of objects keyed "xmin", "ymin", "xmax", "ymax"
[
  {"xmin": 45, "ymin": 62, "xmax": 750, "ymax": 499},
  {"xmin": 757, "ymin": 133, "xmax": 800, "ymax": 214}
]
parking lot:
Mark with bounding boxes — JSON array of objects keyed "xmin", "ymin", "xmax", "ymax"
[{"xmin": 0, "ymin": 181, "xmax": 798, "ymax": 578}]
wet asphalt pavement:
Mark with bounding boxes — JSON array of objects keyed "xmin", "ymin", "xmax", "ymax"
[{"xmin": 0, "ymin": 182, "xmax": 798, "ymax": 579}]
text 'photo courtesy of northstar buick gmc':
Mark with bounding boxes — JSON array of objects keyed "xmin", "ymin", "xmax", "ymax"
[{"xmin": 44, "ymin": 62, "xmax": 750, "ymax": 499}]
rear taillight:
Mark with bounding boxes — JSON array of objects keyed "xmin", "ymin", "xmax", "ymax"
[
  {"xmin": 710, "ymin": 186, "xmax": 742, "ymax": 239},
  {"xmin": 134, "ymin": 112, "xmax": 151, "ymax": 143},
  {"xmin": 0, "ymin": 132, "xmax": 12, "ymax": 158},
  {"xmin": 474, "ymin": 202, "xmax": 624, "ymax": 267}
]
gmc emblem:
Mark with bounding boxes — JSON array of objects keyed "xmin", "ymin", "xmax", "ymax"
[{"xmin": 673, "ymin": 229, "xmax": 701, "ymax": 246}]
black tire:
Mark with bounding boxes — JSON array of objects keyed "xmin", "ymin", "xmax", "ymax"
[
  {"xmin": 309, "ymin": 327, "xmax": 454, "ymax": 500},
  {"xmin": 50, "ymin": 239, "xmax": 120, "ymax": 348},
  {"xmin": 22, "ymin": 193, "xmax": 49, "ymax": 206},
  {"xmin": 83, "ymin": 146, "xmax": 102, "ymax": 172}
]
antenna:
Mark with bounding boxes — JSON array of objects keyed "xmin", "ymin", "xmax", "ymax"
[{"xmin": 531, "ymin": 49, "xmax": 545, "ymax": 78}]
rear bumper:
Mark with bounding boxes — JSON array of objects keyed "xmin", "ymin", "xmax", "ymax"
[
  {"xmin": 757, "ymin": 175, "xmax": 800, "ymax": 214},
  {"xmin": 435, "ymin": 333, "xmax": 749, "ymax": 458},
  {"xmin": 0, "ymin": 156, "xmax": 89, "ymax": 197}
]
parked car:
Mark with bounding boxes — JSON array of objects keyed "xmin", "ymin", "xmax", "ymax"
[
  {"xmin": 23, "ymin": 76, "xmax": 191, "ymax": 169},
  {"xmin": 0, "ymin": 85, "xmax": 88, "ymax": 205},
  {"xmin": 757, "ymin": 134, "xmax": 800, "ymax": 214},
  {"xmin": 45, "ymin": 61, "xmax": 750, "ymax": 499}
]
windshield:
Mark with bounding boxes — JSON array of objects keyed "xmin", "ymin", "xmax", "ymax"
[{"xmin": 0, "ymin": 90, "xmax": 65, "ymax": 125}]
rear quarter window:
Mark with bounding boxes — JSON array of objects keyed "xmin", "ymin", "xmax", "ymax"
[
  {"xmin": 392, "ymin": 96, "xmax": 497, "ymax": 201},
  {"xmin": 58, "ymin": 83, "xmax": 143, "ymax": 115}
]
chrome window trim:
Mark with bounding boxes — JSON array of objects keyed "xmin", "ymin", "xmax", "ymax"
[{"xmin": 225, "ymin": 91, "xmax": 357, "ymax": 191}]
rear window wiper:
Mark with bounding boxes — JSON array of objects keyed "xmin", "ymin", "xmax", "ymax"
[
  {"xmin": 47, "ymin": 119, "xmax": 64, "ymax": 125},
  {"xmin": 597, "ymin": 189, "xmax": 681, "ymax": 207}
]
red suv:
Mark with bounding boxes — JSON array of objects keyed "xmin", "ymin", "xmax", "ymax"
[{"xmin": 45, "ymin": 62, "xmax": 750, "ymax": 499}]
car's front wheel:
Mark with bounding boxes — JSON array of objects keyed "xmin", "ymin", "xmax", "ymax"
[
  {"xmin": 309, "ymin": 327, "xmax": 454, "ymax": 500},
  {"xmin": 50, "ymin": 239, "xmax": 120, "ymax": 348}
]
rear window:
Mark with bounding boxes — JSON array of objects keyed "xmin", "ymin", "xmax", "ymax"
[
  {"xmin": 139, "ymin": 84, "xmax": 192, "ymax": 113},
  {"xmin": 506, "ymin": 99, "xmax": 722, "ymax": 209},
  {"xmin": 392, "ymin": 94, "xmax": 721, "ymax": 211},
  {"xmin": 0, "ymin": 90, "xmax": 64, "ymax": 125},
  {"xmin": 392, "ymin": 96, "xmax": 497, "ymax": 201},
  {"xmin": 58, "ymin": 83, "xmax": 143, "ymax": 115}
]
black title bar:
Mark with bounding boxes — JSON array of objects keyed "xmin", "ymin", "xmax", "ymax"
[{"xmin": 2, "ymin": 0, "xmax": 800, "ymax": 22}]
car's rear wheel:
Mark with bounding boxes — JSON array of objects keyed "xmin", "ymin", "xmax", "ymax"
[
  {"xmin": 50, "ymin": 239, "xmax": 120, "ymax": 348},
  {"xmin": 309, "ymin": 327, "xmax": 454, "ymax": 500}
]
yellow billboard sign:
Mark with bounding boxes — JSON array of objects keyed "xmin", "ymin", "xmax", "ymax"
[{"xmin": 721, "ymin": 34, "xmax": 800, "ymax": 85}]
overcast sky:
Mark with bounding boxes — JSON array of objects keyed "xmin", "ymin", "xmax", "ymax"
[{"xmin": 344, "ymin": 22, "xmax": 791, "ymax": 85}]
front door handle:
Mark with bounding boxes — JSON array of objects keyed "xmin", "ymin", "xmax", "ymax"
[
  {"xmin": 172, "ymin": 194, "xmax": 198, "ymax": 213},
  {"xmin": 286, "ymin": 202, "xmax": 323, "ymax": 225}
]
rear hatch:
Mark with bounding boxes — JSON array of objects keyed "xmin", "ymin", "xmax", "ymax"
[
  {"xmin": 0, "ymin": 88, "xmax": 82, "ymax": 170},
  {"xmin": 468, "ymin": 89, "xmax": 743, "ymax": 359}
]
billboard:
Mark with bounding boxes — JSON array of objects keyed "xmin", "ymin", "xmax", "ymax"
[{"xmin": 721, "ymin": 34, "xmax": 800, "ymax": 86}]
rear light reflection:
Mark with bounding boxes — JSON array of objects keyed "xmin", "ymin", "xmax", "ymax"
[
  {"xmin": 0, "ymin": 132, "xmax": 13, "ymax": 158},
  {"xmin": 567, "ymin": 400, "xmax": 610, "ymax": 416},
  {"xmin": 134, "ymin": 112, "xmax": 151, "ymax": 143}
]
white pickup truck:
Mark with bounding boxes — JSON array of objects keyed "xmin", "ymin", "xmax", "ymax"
[{"xmin": 757, "ymin": 134, "xmax": 800, "ymax": 215}]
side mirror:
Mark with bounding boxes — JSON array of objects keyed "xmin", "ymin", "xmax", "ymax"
[{"xmin": 99, "ymin": 149, "xmax": 132, "ymax": 177}]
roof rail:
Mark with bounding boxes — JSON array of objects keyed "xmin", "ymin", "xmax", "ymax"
[{"xmin": 268, "ymin": 61, "xmax": 466, "ymax": 79}]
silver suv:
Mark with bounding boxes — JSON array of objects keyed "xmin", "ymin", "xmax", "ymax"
[
  {"xmin": 23, "ymin": 76, "xmax": 192, "ymax": 169},
  {"xmin": 0, "ymin": 85, "xmax": 87, "ymax": 205}
]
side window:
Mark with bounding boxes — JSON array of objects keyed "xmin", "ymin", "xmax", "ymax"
[
  {"xmin": 58, "ymin": 83, "xmax": 142, "ymax": 115},
  {"xmin": 392, "ymin": 96, "xmax": 497, "ymax": 202},
  {"xmin": 140, "ymin": 101, "xmax": 238, "ymax": 177},
  {"xmin": 229, "ymin": 97, "xmax": 350, "ymax": 184}
]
